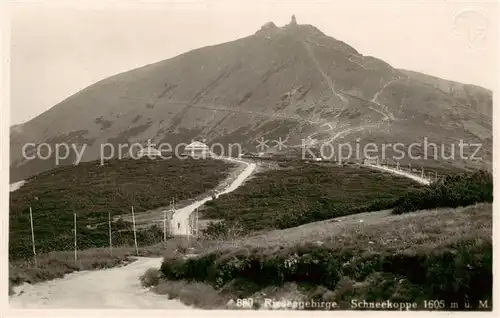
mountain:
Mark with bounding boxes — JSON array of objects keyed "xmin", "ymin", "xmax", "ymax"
[{"xmin": 10, "ymin": 17, "xmax": 492, "ymax": 182}]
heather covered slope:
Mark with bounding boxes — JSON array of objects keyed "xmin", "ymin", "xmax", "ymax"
[
  {"xmin": 10, "ymin": 18, "xmax": 492, "ymax": 181},
  {"xmin": 9, "ymin": 158, "xmax": 235, "ymax": 260},
  {"xmin": 154, "ymin": 203, "xmax": 492, "ymax": 310},
  {"xmin": 201, "ymin": 162, "xmax": 424, "ymax": 234}
]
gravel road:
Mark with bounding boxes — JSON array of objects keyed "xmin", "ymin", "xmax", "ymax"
[
  {"xmin": 9, "ymin": 257, "xmax": 190, "ymax": 309},
  {"xmin": 170, "ymin": 157, "xmax": 256, "ymax": 236}
]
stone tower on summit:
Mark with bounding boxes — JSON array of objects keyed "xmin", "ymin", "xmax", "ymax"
[{"xmin": 291, "ymin": 15, "xmax": 297, "ymax": 25}]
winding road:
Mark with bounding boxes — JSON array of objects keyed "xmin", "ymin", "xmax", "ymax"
[
  {"xmin": 170, "ymin": 157, "xmax": 256, "ymax": 236},
  {"xmin": 9, "ymin": 180, "xmax": 26, "ymax": 192},
  {"xmin": 9, "ymin": 257, "xmax": 187, "ymax": 309},
  {"xmin": 364, "ymin": 163, "xmax": 431, "ymax": 185},
  {"xmin": 9, "ymin": 157, "xmax": 256, "ymax": 309}
]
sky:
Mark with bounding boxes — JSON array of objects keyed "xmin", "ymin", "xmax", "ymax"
[{"xmin": 10, "ymin": 0, "xmax": 498, "ymax": 125}]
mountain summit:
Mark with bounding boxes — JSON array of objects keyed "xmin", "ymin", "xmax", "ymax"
[{"xmin": 10, "ymin": 19, "xmax": 492, "ymax": 181}]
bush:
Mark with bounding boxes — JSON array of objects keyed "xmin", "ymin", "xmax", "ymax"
[
  {"xmin": 393, "ymin": 170, "xmax": 492, "ymax": 214},
  {"xmin": 159, "ymin": 240, "xmax": 492, "ymax": 310},
  {"xmin": 203, "ymin": 221, "xmax": 245, "ymax": 239},
  {"xmin": 203, "ymin": 222, "xmax": 230, "ymax": 239},
  {"xmin": 140, "ymin": 268, "xmax": 161, "ymax": 287},
  {"xmin": 176, "ymin": 241, "xmax": 190, "ymax": 254},
  {"xmin": 157, "ymin": 204, "xmax": 492, "ymax": 310}
]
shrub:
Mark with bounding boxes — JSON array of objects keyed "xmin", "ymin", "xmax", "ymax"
[
  {"xmin": 203, "ymin": 221, "xmax": 230, "ymax": 239},
  {"xmin": 140, "ymin": 268, "xmax": 161, "ymax": 287},
  {"xmin": 393, "ymin": 170, "xmax": 492, "ymax": 214},
  {"xmin": 176, "ymin": 241, "xmax": 190, "ymax": 254},
  {"xmin": 203, "ymin": 221, "xmax": 245, "ymax": 239},
  {"xmin": 159, "ymin": 224, "xmax": 492, "ymax": 310}
]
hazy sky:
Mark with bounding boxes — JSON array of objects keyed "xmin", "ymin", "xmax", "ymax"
[{"xmin": 10, "ymin": 0, "xmax": 498, "ymax": 125}]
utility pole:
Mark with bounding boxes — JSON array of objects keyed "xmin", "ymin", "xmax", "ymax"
[
  {"xmin": 186, "ymin": 215, "xmax": 189, "ymax": 241},
  {"xmin": 74, "ymin": 213, "xmax": 78, "ymax": 261},
  {"xmin": 29, "ymin": 207, "xmax": 37, "ymax": 267},
  {"xmin": 196, "ymin": 208, "xmax": 199, "ymax": 237},
  {"xmin": 163, "ymin": 203, "xmax": 168, "ymax": 242},
  {"xmin": 171, "ymin": 198, "xmax": 176, "ymax": 235},
  {"xmin": 108, "ymin": 212, "xmax": 112, "ymax": 256},
  {"xmin": 131, "ymin": 206, "xmax": 138, "ymax": 256}
]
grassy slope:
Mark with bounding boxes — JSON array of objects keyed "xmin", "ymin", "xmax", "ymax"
[
  {"xmin": 202, "ymin": 162, "xmax": 423, "ymax": 233},
  {"xmin": 9, "ymin": 158, "xmax": 235, "ymax": 260},
  {"xmin": 154, "ymin": 203, "xmax": 492, "ymax": 310}
]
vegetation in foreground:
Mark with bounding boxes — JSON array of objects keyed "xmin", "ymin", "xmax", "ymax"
[
  {"xmin": 9, "ymin": 158, "xmax": 235, "ymax": 260},
  {"xmin": 202, "ymin": 162, "xmax": 423, "ymax": 236},
  {"xmin": 153, "ymin": 203, "xmax": 492, "ymax": 310},
  {"xmin": 393, "ymin": 170, "xmax": 493, "ymax": 214}
]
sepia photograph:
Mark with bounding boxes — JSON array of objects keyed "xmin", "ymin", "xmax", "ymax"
[{"xmin": 4, "ymin": 0, "xmax": 496, "ymax": 313}]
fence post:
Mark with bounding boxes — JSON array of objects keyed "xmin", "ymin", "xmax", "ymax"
[
  {"xmin": 173, "ymin": 197, "xmax": 176, "ymax": 235},
  {"xmin": 29, "ymin": 207, "xmax": 37, "ymax": 267},
  {"xmin": 74, "ymin": 213, "xmax": 78, "ymax": 261},
  {"xmin": 191, "ymin": 211, "xmax": 194, "ymax": 239},
  {"xmin": 196, "ymin": 208, "xmax": 199, "ymax": 237},
  {"xmin": 187, "ymin": 214, "xmax": 191, "ymax": 241},
  {"xmin": 163, "ymin": 205, "xmax": 168, "ymax": 242},
  {"xmin": 131, "ymin": 206, "xmax": 138, "ymax": 256},
  {"xmin": 108, "ymin": 212, "xmax": 112, "ymax": 256},
  {"xmin": 192, "ymin": 211, "xmax": 195, "ymax": 237},
  {"xmin": 421, "ymin": 167, "xmax": 424, "ymax": 179}
]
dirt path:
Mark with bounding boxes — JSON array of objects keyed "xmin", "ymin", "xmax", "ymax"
[
  {"xmin": 303, "ymin": 41, "xmax": 348, "ymax": 109},
  {"xmin": 116, "ymin": 160, "xmax": 247, "ymax": 229},
  {"xmin": 170, "ymin": 158, "xmax": 256, "ymax": 236},
  {"xmin": 364, "ymin": 164, "xmax": 431, "ymax": 185},
  {"xmin": 9, "ymin": 257, "xmax": 190, "ymax": 309},
  {"xmin": 9, "ymin": 180, "xmax": 26, "ymax": 192}
]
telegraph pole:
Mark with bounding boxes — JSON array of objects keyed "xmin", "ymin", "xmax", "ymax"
[
  {"xmin": 131, "ymin": 206, "xmax": 138, "ymax": 256},
  {"xmin": 74, "ymin": 213, "xmax": 77, "ymax": 261},
  {"xmin": 163, "ymin": 208, "xmax": 167, "ymax": 242},
  {"xmin": 196, "ymin": 208, "xmax": 199, "ymax": 237},
  {"xmin": 109, "ymin": 212, "xmax": 112, "ymax": 256},
  {"xmin": 29, "ymin": 207, "xmax": 37, "ymax": 267}
]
